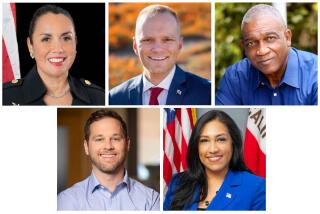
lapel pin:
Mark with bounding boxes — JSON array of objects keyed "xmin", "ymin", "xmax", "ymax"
[
  {"xmin": 226, "ymin": 193, "xmax": 232, "ymax": 199},
  {"xmin": 176, "ymin": 89, "xmax": 182, "ymax": 95}
]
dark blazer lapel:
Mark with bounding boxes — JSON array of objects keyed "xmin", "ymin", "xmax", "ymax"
[
  {"xmin": 23, "ymin": 66, "xmax": 47, "ymax": 104},
  {"xmin": 166, "ymin": 65, "xmax": 186, "ymax": 105},
  {"xmin": 129, "ymin": 75, "xmax": 143, "ymax": 105},
  {"xmin": 208, "ymin": 170, "xmax": 241, "ymax": 210}
]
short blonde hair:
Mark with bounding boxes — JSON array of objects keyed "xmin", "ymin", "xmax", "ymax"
[{"xmin": 135, "ymin": 5, "xmax": 180, "ymax": 36}]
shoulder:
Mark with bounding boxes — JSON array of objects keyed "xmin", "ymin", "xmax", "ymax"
[
  {"xmin": 129, "ymin": 177, "xmax": 160, "ymax": 210},
  {"xmin": 232, "ymin": 171, "xmax": 266, "ymax": 194},
  {"xmin": 73, "ymin": 78, "xmax": 105, "ymax": 105},
  {"xmin": 57, "ymin": 177, "xmax": 90, "ymax": 210},
  {"xmin": 78, "ymin": 79, "xmax": 105, "ymax": 95},
  {"xmin": 223, "ymin": 58, "xmax": 252, "ymax": 78},
  {"xmin": 129, "ymin": 177, "xmax": 159, "ymax": 197},
  {"xmin": 3, "ymin": 79, "xmax": 25, "ymax": 105},
  {"xmin": 109, "ymin": 75, "xmax": 142, "ymax": 95},
  {"xmin": 293, "ymin": 48, "xmax": 318, "ymax": 68}
]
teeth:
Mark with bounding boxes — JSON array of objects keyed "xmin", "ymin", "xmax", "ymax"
[
  {"xmin": 208, "ymin": 156, "xmax": 221, "ymax": 161},
  {"xmin": 149, "ymin": 56, "xmax": 167, "ymax": 61},
  {"xmin": 100, "ymin": 154, "xmax": 115, "ymax": 158},
  {"xmin": 49, "ymin": 58, "xmax": 64, "ymax": 63}
]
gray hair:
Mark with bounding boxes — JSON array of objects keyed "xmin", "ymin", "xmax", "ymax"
[
  {"xmin": 135, "ymin": 5, "xmax": 180, "ymax": 36},
  {"xmin": 241, "ymin": 4, "xmax": 287, "ymax": 32}
]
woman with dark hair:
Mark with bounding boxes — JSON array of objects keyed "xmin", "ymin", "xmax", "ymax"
[
  {"xmin": 163, "ymin": 110, "xmax": 266, "ymax": 210},
  {"xmin": 3, "ymin": 4, "xmax": 104, "ymax": 105}
]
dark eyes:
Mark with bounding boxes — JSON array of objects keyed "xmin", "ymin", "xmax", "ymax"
[{"xmin": 41, "ymin": 37, "xmax": 50, "ymax": 42}]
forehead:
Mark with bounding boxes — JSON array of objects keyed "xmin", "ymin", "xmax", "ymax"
[
  {"xmin": 242, "ymin": 15, "xmax": 283, "ymax": 38},
  {"xmin": 34, "ymin": 12, "xmax": 74, "ymax": 33},
  {"xmin": 200, "ymin": 119, "xmax": 229, "ymax": 135},
  {"xmin": 136, "ymin": 12, "xmax": 179, "ymax": 37},
  {"xmin": 90, "ymin": 117, "xmax": 122, "ymax": 133}
]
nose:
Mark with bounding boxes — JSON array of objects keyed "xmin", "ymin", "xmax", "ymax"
[
  {"xmin": 151, "ymin": 41, "xmax": 164, "ymax": 52},
  {"xmin": 51, "ymin": 39, "xmax": 64, "ymax": 53},
  {"xmin": 103, "ymin": 139, "xmax": 115, "ymax": 150},
  {"xmin": 256, "ymin": 42, "xmax": 270, "ymax": 56},
  {"xmin": 208, "ymin": 140, "xmax": 218, "ymax": 153}
]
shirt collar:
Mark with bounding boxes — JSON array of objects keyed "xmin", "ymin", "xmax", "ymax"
[
  {"xmin": 89, "ymin": 169, "xmax": 131, "ymax": 193},
  {"xmin": 142, "ymin": 65, "xmax": 176, "ymax": 93},
  {"xmin": 253, "ymin": 48, "xmax": 299, "ymax": 89}
]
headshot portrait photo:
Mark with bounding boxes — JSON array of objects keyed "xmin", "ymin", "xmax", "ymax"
[
  {"xmin": 57, "ymin": 108, "xmax": 160, "ymax": 210},
  {"xmin": 2, "ymin": 3, "xmax": 105, "ymax": 105},
  {"xmin": 109, "ymin": 3, "xmax": 211, "ymax": 105},
  {"xmin": 215, "ymin": 2, "xmax": 318, "ymax": 105},
  {"xmin": 163, "ymin": 108, "xmax": 266, "ymax": 210}
]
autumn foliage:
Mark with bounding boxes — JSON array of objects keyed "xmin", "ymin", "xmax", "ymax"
[{"xmin": 109, "ymin": 3, "xmax": 211, "ymax": 89}]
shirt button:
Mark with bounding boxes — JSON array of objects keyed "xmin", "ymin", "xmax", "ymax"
[{"xmin": 273, "ymin": 93, "xmax": 277, "ymax": 97}]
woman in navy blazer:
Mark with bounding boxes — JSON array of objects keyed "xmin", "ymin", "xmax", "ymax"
[{"xmin": 163, "ymin": 110, "xmax": 266, "ymax": 210}]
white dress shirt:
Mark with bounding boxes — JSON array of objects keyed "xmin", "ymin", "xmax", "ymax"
[{"xmin": 142, "ymin": 66, "xmax": 175, "ymax": 105}]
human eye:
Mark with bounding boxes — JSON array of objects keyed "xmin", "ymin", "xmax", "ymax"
[
  {"xmin": 41, "ymin": 37, "xmax": 50, "ymax": 42},
  {"xmin": 266, "ymin": 36, "xmax": 276, "ymax": 42},
  {"xmin": 63, "ymin": 36, "xmax": 72, "ymax": 41},
  {"xmin": 110, "ymin": 135, "xmax": 123, "ymax": 143},
  {"xmin": 141, "ymin": 38, "xmax": 151, "ymax": 43},
  {"xmin": 94, "ymin": 137, "xmax": 104, "ymax": 143},
  {"xmin": 199, "ymin": 137, "xmax": 209, "ymax": 144},
  {"xmin": 245, "ymin": 40, "xmax": 255, "ymax": 48},
  {"xmin": 216, "ymin": 136, "xmax": 227, "ymax": 143}
]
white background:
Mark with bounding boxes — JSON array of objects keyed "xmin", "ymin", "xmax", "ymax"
[{"xmin": 1, "ymin": 0, "xmax": 320, "ymax": 213}]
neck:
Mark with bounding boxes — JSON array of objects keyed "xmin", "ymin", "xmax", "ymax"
[
  {"xmin": 144, "ymin": 68, "xmax": 173, "ymax": 85},
  {"xmin": 92, "ymin": 167, "xmax": 125, "ymax": 192},
  {"xmin": 205, "ymin": 168, "xmax": 228, "ymax": 191},
  {"xmin": 265, "ymin": 54, "xmax": 289, "ymax": 88},
  {"xmin": 37, "ymin": 69, "xmax": 69, "ymax": 95}
]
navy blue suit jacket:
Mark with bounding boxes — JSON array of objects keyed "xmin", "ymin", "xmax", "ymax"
[
  {"xmin": 109, "ymin": 65, "xmax": 211, "ymax": 105},
  {"xmin": 164, "ymin": 170, "xmax": 266, "ymax": 210}
]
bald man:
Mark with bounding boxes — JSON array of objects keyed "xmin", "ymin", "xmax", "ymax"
[
  {"xmin": 216, "ymin": 4, "xmax": 317, "ymax": 105},
  {"xmin": 109, "ymin": 5, "xmax": 211, "ymax": 105}
]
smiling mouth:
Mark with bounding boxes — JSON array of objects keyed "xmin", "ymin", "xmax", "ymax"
[
  {"xmin": 148, "ymin": 56, "xmax": 169, "ymax": 61},
  {"xmin": 258, "ymin": 58, "xmax": 273, "ymax": 65},
  {"xmin": 48, "ymin": 57, "xmax": 66, "ymax": 65},
  {"xmin": 207, "ymin": 155, "xmax": 222, "ymax": 162}
]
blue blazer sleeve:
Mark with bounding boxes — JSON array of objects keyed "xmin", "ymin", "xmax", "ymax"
[{"xmin": 163, "ymin": 174, "xmax": 180, "ymax": 210}]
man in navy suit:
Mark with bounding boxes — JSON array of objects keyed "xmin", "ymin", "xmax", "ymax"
[{"xmin": 109, "ymin": 5, "xmax": 211, "ymax": 105}]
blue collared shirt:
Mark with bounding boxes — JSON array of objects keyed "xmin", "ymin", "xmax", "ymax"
[
  {"xmin": 57, "ymin": 170, "xmax": 160, "ymax": 210},
  {"xmin": 215, "ymin": 48, "xmax": 318, "ymax": 105}
]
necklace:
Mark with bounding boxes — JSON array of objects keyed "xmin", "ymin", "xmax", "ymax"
[
  {"xmin": 47, "ymin": 86, "xmax": 70, "ymax": 99},
  {"xmin": 204, "ymin": 200, "xmax": 210, "ymax": 206}
]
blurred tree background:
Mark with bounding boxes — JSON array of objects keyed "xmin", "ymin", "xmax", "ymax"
[
  {"xmin": 215, "ymin": 3, "xmax": 318, "ymax": 90},
  {"xmin": 109, "ymin": 3, "xmax": 211, "ymax": 89}
]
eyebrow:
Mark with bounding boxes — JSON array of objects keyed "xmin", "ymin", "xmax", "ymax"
[
  {"xmin": 243, "ymin": 31, "xmax": 280, "ymax": 42},
  {"xmin": 39, "ymin": 31, "xmax": 74, "ymax": 37}
]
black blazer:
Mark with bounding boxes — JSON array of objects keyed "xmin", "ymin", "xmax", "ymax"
[{"xmin": 3, "ymin": 66, "xmax": 105, "ymax": 106}]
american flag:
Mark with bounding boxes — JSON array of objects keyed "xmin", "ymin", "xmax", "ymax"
[
  {"xmin": 2, "ymin": 3, "xmax": 20, "ymax": 83},
  {"xmin": 244, "ymin": 108, "xmax": 266, "ymax": 178},
  {"xmin": 163, "ymin": 108, "xmax": 196, "ymax": 194}
]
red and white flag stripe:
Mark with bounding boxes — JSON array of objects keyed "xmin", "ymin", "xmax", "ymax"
[
  {"xmin": 163, "ymin": 108, "xmax": 196, "ymax": 194},
  {"xmin": 244, "ymin": 108, "xmax": 266, "ymax": 178},
  {"xmin": 2, "ymin": 3, "xmax": 20, "ymax": 83}
]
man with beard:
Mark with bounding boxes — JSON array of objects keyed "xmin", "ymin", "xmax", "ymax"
[
  {"xmin": 215, "ymin": 4, "xmax": 317, "ymax": 105},
  {"xmin": 109, "ymin": 4, "xmax": 211, "ymax": 105},
  {"xmin": 57, "ymin": 109, "xmax": 160, "ymax": 210}
]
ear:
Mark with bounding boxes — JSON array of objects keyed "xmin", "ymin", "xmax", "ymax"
[
  {"xmin": 178, "ymin": 36, "xmax": 183, "ymax": 51},
  {"xmin": 132, "ymin": 37, "xmax": 139, "ymax": 56},
  {"xmin": 284, "ymin": 29, "xmax": 292, "ymax": 47},
  {"xmin": 126, "ymin": 138, "xmax": 131, "ymax": 152},
  {"xmin": 84, "ymin": 140, "xmax": 89, "ymax": 156},
  {"xmin": 27, "ymin": 37, "xmax": 33, "ymax": 55}
]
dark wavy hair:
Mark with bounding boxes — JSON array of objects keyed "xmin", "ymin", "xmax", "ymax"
[
  {"xmin": 84, "ymin": 109, "xmax": 128, "ymax": 142},
  {"xmin": 29, "ymin": 4, "xmax": 76, "ymax": 43},
  {"xmin": 169, "ymin": 110, "xmax": 249, "ymax": 210}
]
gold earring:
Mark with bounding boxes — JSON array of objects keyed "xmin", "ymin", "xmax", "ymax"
[{"xmin": 30, "ymin": 52, "xmax": 34, "ymax": 59}]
